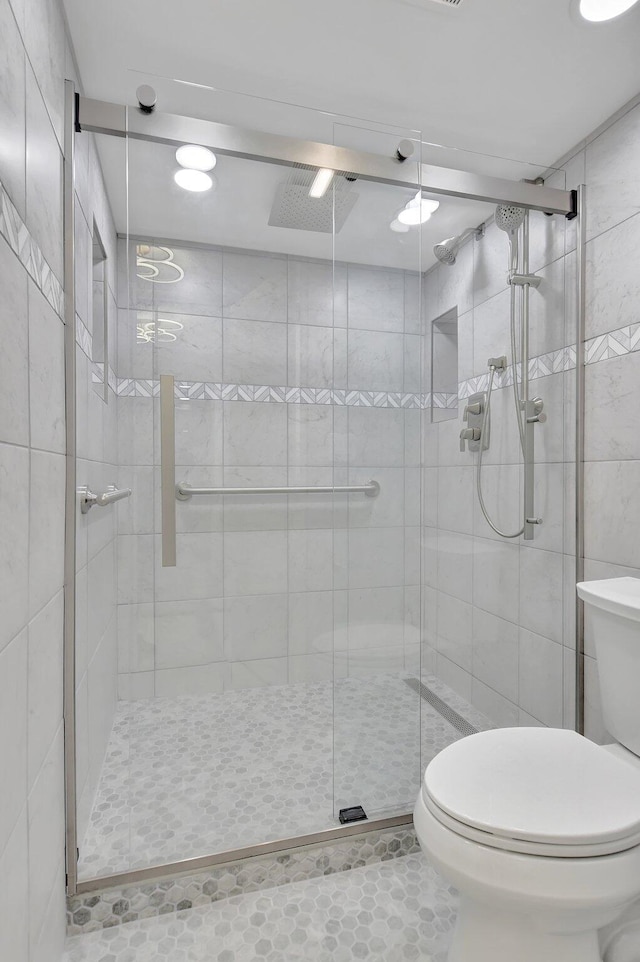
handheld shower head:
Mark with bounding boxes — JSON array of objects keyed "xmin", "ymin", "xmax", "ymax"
[
  {"xmin": 495, "ymin": 204, "xmax": 525, "ymax": 274},
  {"xmin": 495, "ymin": 204, "xmax": 525, "ymax": 235}
]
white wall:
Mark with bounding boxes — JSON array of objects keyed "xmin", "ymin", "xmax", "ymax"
[
  {"xmin": 116, "ymin": 242, "xmax": 422, "ymax": 698},
  {"xmin": 0, "ymin": 0, "xmax": 68, "ymax": 958},
  {"xmin": 421, "ymin": 165, "xmax": 579, "ymax": 729},
  {"xmin": 72, "ymin": 132, "xmax": 119, "ymax": 845},
  {"xmin": 578, "ymin": 97, "xmax": 640, "ymax": 743},
  {"xmin": 422, "ymin": 92, "xmax": 640, "ymax": 740}
]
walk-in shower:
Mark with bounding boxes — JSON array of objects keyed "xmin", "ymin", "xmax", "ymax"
[{"xmin": 63, "ymin": 80, "xmax": 580, "ymax": 896}]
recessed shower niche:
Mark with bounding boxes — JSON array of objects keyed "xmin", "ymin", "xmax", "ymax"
[{"xmin": 430, "ymin": 307, "xmax": 458, "ymax": 422}]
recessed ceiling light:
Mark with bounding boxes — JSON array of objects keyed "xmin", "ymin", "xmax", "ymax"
[
  {"xmin": 398, "ymin": 206, "xmax": 432, "ymax": 226},
  {"xmin": 390, "ymin": 218, "xmax": 410, "ymax": 233},
  {"xmin": 309, "ymin": 168, "xmax": 335, "ymax": 199},
  {"xmin": 397, "ymin": 195, "xmax": 440, "ymax": 226},
  {"xmin": 175, "ymin": 144, "xmax": 217, "ymax": 171},
  {"xmin": 174, "ymin": 169, "xmax": 213, "ymax": 192},
  {"xmin": 579, "ymin": 0, "xmax": 639, "ymax": 19}
]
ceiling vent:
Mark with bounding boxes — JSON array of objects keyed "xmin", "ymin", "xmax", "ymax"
[{"xmin": 268, "ymin": 169, "xmax": 359, "ymax": 234}]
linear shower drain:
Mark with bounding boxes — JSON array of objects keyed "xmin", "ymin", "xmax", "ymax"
[{"xmin": 404, "ymin": 677, "xmax": 478, "ymax": 738}]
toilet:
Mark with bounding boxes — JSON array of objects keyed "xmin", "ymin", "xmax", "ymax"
[{"xmin": 414, "ymin": 578, "xmax": 640, "ymax": 962}]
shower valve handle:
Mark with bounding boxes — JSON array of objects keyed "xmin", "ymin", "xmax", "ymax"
[
  {"xmin": 526, "ymin": 397, "xmax": 546, "ymax": 424},
  {"xmin": 460, "ymin": 427, "xmax": 481, "ymax": 451},
  {"xmin": 463, "ymin": 401, "xmax": 482, "ymax": 421}
]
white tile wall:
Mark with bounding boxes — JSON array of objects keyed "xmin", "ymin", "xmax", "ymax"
[
  {"xmin": 0, "ymin": 0, "xmax": 75, "ymax": 954},
  {"xmin": 117, "ymin": 240, "xmax": 422, "ymax": 696},
  {"xmin": 423, "ymin": 95, "xmax": 640, "ymax": 739},
  {"xmin": 424, "ymin": 188, "xmax": 572, "ymax": 729},
  {"xmin": 72, "ymin": 105, "xmax": 120, "ymax": 863}
]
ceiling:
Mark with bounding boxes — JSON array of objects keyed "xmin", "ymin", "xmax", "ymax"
[
  {"xmin": 65, "ymin": 0, "xmax": 640, "ymax": 270},
  {"xmin": 98, "ymin": 135, "xmax": 498, "ymax": 271}
]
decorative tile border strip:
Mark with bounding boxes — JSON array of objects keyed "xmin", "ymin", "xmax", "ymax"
[
  {"xmin": 1, "ymin": 175, "xmax": 636, "ymax": 395},
  {"xmin": 0, "ymin": 180, "xmax": 64, "ymax": 318},
  {"xmin": 76, "ymin": 316, "xmax": 92, "ymax": 358},
  {"xmin": 66, "ymin": 826, "xmax": 419, "ymax": 934},
  {"xmin": 585, "ymin": 323, "xmax": 640, "ymax": 364},
  {"xmin": 90, "ymin": 362, "xmax": 118, "ymax": 394},
  {"xmin": 116, "ymin": 378, "xmax": 425, "ymax": 408},
  {"xmin": 113, "ymin": 340, "xmax": 607, "ymax": 410}
]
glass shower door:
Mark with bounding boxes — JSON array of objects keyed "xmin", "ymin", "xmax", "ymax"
[
  {"xmin": 330, "ymin": 122, "xmax": 425, "ymax": 824},
  {"xmin": 118, "ymin": 134, "xmax": 345, "ymax": 871}
]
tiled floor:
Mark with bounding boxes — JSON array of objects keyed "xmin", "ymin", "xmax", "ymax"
[
  {"xmin": 79, "ymin": 673, "xmax": 490, "ymax": 879},
  {"xmin": 64, "ymin": 852, "xmax": 458, "ymax": 961}
]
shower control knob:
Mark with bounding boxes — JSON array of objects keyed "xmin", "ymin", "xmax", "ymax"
[
  {"xmin": 459, "ymin": 427, "xmax": 481, "ymax": 451},
  {"xmin": 463, "ymin": 401, "xmax": 482, "ymax": 421},
  {"xmin": 526, "ymin": 397, "xmax": 546, "ymax": 423}
]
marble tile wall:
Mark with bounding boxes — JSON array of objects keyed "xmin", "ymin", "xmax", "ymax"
[
  {"xmin": 116, "ymin": 242, "xmax": 422, "ymax": 698},
  {"xmin": 579, "ymin": 97, "xmax": 640, "ymax": 744},
  {"xmin": 423, "ymin": 95, "xmax": 640, "ymax": 740},
  {"xmin": 0, "ymin": 0, "xmax": 70, "ymax": 959},
  {"xmin": 421, "ymin": 167, "xmax": 578, "ymax": 731},
  {"xmin": 73, "ymin": 132, "xmax": 119, "ymax": 844}
]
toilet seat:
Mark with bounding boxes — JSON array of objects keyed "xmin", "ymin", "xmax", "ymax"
[{"xmin": 423, "ymin": 728, "xmax": 640, "ymax": 858}]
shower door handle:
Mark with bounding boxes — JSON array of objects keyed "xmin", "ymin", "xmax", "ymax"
[{"xmin": 160, "ymin": 374, "xmax": 177, "ymax": 566}]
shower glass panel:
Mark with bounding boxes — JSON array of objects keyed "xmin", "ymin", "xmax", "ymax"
[
  {"xmin": 118, "ymin": 138, "xmax": 346, "ymax": 873},
  {"xmin": 419, "ymin": 181, "xmax": 573, "ymax": 758},
  {"xmin": 72, "ymin": 83, "xmax": 576, "ymax": 885},
  {"xmin": 329, "ymin": 121, "xmax": 424, "ymax": 822}
]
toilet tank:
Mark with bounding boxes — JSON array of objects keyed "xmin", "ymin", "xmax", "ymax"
[{"xmin": 577, "ymin": 579, "xmax": 640, "ymax": 755}]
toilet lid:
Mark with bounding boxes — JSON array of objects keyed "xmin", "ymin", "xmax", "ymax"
[{"xmin": 424, "ymin": 728, "xmax": 640, "ymax": 849}]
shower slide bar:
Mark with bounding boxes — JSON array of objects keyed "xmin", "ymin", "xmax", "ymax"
[
  {"xmin": 176, "ymin": 480, "xmax": 381, "ymax": 500},
  {"xmin": 79, "ymin": 485, "xmax": 132, "ymax": 513}
]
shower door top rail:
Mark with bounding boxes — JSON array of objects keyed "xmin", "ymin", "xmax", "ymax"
[
  {"xmin": 176, "ymin": 480, "xmax": 380, "ymax": 500},
  {"xmin": 76, "ymin": 96, "xmax": 576, "ymax": 217}
]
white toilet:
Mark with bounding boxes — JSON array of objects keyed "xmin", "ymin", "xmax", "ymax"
[{"xmin": 414, "ymin": 578, "xmax": 640, "ymax": 962}]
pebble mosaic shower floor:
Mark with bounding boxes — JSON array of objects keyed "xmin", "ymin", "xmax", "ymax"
[
  {"xmin": 79, "ymin": 673, "xmax": 490, "ymax": 879},
  {"xmin": 64, "ymin": 852, "xmax": 458, "ymax": 961}
]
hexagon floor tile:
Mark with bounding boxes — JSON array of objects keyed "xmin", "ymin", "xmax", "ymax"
[
  {"xmin": 64, "ymin": 852, "xmax": 458, "ymax": 961},
  {"xmin": 78, "ymin": 672, "xmax": 490, "ymax": 880}
]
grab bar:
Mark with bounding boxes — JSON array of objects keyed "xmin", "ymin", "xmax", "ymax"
[
  {"xmin": 80, "ymin": 485, "xmax": 132, "ymax": 514},
  {"xmin": 176, "ymin": 480, "xmax": 380, "ymax": 500}
]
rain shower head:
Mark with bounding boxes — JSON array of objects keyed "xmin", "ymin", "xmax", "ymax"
[
  {"xmin": 433, "ymin": 226, "xmax": 483, "ymax": 266},
  {"xmin": 495, "ymin": 204, "xmax": 526, "ymax": 235}
]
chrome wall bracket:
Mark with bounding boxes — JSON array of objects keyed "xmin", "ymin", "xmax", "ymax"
[
  {"xmin": 509, "ymin": 273, "xmax": 542, "ymax": 289},
  {"xmin": 79, "ymin": 485, "xmax": 132, "ymax": 513}
]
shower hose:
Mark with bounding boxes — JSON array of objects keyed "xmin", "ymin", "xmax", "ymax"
[{"xmin": 475, "ymin": 283, "xmax": 526, "ymax": 539}]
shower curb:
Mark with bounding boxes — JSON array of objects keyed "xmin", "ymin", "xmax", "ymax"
[{"xmin": 66, "ymin": 825, "xmax": 419, "ymax": 934}]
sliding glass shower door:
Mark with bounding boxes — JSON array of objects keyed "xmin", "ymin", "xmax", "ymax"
[
  {"xmin": 73, "ymin": 88, "xmax": 575, "ymax": 887},
  {"xmin": 329, "ymin": 122, "xmax": 424, "ymax": 823}
]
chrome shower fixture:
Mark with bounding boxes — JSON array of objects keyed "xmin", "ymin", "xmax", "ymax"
[
  {"xmin": 495, "ymin": 204, "xmax": 526, "ymax": 234},
  {"xmin": 495, "ymin": 204, "xmax": 525, "ymax": 275},
  {"xmin": 433, "ymin": 225, "xmax": 484, "ymax": 266}
]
